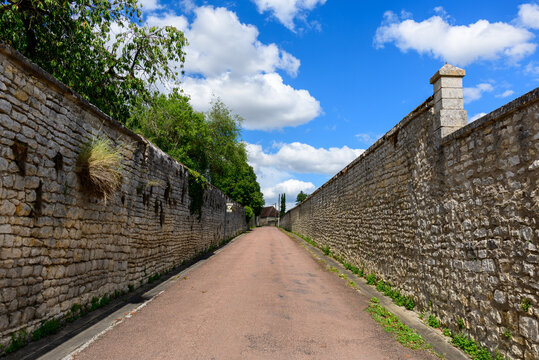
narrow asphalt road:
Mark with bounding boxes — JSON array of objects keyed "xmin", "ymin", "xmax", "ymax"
[{"xmin": 72, "ymin": 227, "xmax": 436, "ymax": 360}]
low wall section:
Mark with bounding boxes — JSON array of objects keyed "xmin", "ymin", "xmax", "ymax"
[
  {"xmin": 0, "ymin": 44, "xmax": 246, "ymax": 344},
  {"xmin": 282, "ymin": 66, "xmax": 538, "ymax": 359}
]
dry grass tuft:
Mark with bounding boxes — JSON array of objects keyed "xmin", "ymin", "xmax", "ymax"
[{"xmin": 76, "ymin": 137, "xmax": 123, "ymax": 202}]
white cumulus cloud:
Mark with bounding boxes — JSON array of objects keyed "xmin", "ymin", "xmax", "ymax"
[
  {"xmin": 252, "ymin": 0, "xmax": 326, "ymax": 30},
  {"xmin": 496, "ymin": 89, "xmax": 515, "ymax": 98},
  {"xmin": 138, "ymin": 0, "xmax": 162, "ymax": 11},
  {"xmin": 518, "ymin": 3, "xmax": 539, "ymax": 29},
  {"xmin": 355, "ymin": 133, "xmax": 381, "ymax": 146},
  {"xmin": 182, "ymin": 73, "xmax": 320, "ymax": 130},
  {"xmin": 246, "ymin": 141, "xmax": 364, "ymax": 206},
  {"xmin": 262, "ymin": 179, "xmax": 315, "ymax": 205},
  {"xmin": 525, "ymin": 61, "xmax": 539, "ymax": 78},
  {"xmin": 145, "ymin": 12, "xmax": 188, "ymax": 29},
  {"xmin": 246, "ymin": 142, "xmax": 364, "ymax": 175},
  {"xmin": 463, "ymin": 83, "xmax": 494, "ymax": 103},
  {"xmin": 374, "ymin": 8, "xmax": 536, "ymax": 66},
  {"xmin": 147, "ymin": 5, "xmax": 320, "ymax": 130},
  {"xmin": 181, "ymin": 6, "xmax": 300, "ymax": 77}
]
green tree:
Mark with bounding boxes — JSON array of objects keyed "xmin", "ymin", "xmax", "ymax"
[
  {"xmin": 127, "ymin": 91, "xmax": 209, "ymax": 173},
  {"xmin": 280, "ymin": 193, "xmax": 286, "ymax": 217},
  {"xmin": 205, "ymin": 99, "xmax": 264, "ymax": 215},
  {"xmin": 296, "ymin": 191, "xmax": 309, "ymax": 204},
  {"xmin": 0, "ymin": 0, "xmax": 186, "ymax": 122},
  {"xmin": 129, "ymin": 94, "xmax": 264, "ymax": 216}
]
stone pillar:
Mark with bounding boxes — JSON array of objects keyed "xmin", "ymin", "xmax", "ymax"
[{"xmin": 430, "ymin": 64, "xmax": 467, "ymax": 141}]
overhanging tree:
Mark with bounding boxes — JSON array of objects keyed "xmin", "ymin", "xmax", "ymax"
[
  {"xmin": 129, "ymin": 94, "xmax": 264, "ymax": 216},
  {"xmin": 0, "ymin": 0, "xmax": 186, "ymax": 122}
]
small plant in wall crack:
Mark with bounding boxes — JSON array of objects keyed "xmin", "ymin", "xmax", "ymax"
[
  {"xmin": 76, "ymin": 136, "xmax": 123, "ymax": 202},
  {"xmin": 520, "ymin": 297, "xmax": 531, "ymax": 312}
]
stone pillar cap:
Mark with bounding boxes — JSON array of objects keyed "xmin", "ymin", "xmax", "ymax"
[{"xmin": 430, "ymin": 64, "xmax": 465, "ymax": 84}]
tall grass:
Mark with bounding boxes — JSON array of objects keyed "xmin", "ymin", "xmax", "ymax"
[{"xmin": 76, "ymin": 137, "xmax": 123, "ymax": 202}]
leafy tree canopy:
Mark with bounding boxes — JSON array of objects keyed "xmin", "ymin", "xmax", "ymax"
[
  {"xmin": 0, "ymin": 0, "xmax": 186, "ymax": 122},
  {"xmin": 129, "ymin": 94, "xmax": 264, "ymax": 215},
  {"xmin": 296, "ymin": 191, "xmax": 309, "ymax": 204}
]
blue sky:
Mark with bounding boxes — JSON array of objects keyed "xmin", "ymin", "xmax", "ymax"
[{"xmin": 138, "ymin": 0, "xmax": 539, "ymax": 210}]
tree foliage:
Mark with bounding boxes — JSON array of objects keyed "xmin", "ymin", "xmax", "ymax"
[
  {"xmin": 279, "ymin": 193, "xmax": 286, "ymax": 217},
  {"xmin": 129, "ymin": 94, "xmax": 264, "ymax": 215},
  {"xmin": 0, "ymin": 0, "xmax": 186, "ymax": 122},
  {"xmin": 296, "ymin": 191, "xmax": 309, "ymax": 205}
]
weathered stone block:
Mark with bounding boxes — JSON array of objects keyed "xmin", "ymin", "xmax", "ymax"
[{"xmin": 520, "ymin": 317, "xmax": 539, "ymax": 342}]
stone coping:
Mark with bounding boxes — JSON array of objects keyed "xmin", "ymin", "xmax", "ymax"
[{"xmin": 441, "ymin": 87, "xmax": 539, "ymax": 146}]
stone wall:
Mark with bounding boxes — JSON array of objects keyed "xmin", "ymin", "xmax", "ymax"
[
  {"xmin": 282, "ymin": 66, "xmax": 538, "ymax": 359},
  {"xmin": 0, "ymin": 44, "xmax": 247, "ymax": 346}
]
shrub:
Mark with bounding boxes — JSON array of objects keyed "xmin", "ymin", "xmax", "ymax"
[{"xmin": 76, "ymin": 137, "xmax": 123, "ymax": 201}]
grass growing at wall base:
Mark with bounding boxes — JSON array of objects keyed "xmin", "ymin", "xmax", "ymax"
[
  {"xmin": 450, "ymin": 332, "xmax": 504, "ymax": 360},
  {"xmin": 367, "ymin": 297, "xmax": 432, "ymax": 352}
]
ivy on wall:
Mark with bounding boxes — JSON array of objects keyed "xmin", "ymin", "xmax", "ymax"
[{"xmin": 188, "ymin": 169, "xmax": 208, "ymax": 220}]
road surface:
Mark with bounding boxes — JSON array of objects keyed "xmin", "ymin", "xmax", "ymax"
[{"xmin": 73, "ymin": 227, "xmax": 435, "ymax": 360}]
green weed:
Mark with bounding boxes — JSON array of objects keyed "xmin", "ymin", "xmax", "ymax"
[
  {"xmin": 521, "ymin": 297, "xmax": 531, "ymax": 312},
  {"xmin": 451, "ymin": 332, "xmax": 503, "ymax": 360},
  {"xmin": 443, "ymin": 328, "xmax": 451, "ymax": 337},
  {"xmin": 99, "ymin": 294, "xmax": 110, "ymax": 307},
  {"xmin": 366, "ymin": 273, "xmax": 377, "ymax": 285},
  {"xmin": 5, "ymin": 330, "xmax": 27, "ymax": 354},
  {"xmin": 427, "ymin": 314, "xmax": 440, "ymax": 328},
  {"xmin": 367, "ymin": 299, "xmax": 431, "ymax": 352},
  {"xmin": 90, "ymin": 297, "xmax": 100, "ymax": 311},
  {"xmin": 322, "ymin": 245, "xmax": 331, "ymax": 256},
  {"xmin": 374, "ymin": 280, "xmax": 415, "ymax": 310},
  {"xmin": 32, "ymin": 318, "xmax": 61, "ymax": 341},
  {"xmin": 148, "ymin": 272, "xmax": 161, "ymax": 283}
]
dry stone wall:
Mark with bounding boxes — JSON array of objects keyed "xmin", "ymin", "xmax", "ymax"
[
  {"xmin": 0, "ymin": 44, "xmax": 246, "ymax": 346},
  {"xmin": 282, "ymin": 70, "xmax": 538, "ymax": 359}
]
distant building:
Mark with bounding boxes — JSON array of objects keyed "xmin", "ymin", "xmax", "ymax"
[{"xmin": 259, "ymin": 206, "xmax": 279, "ymax": 226}]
